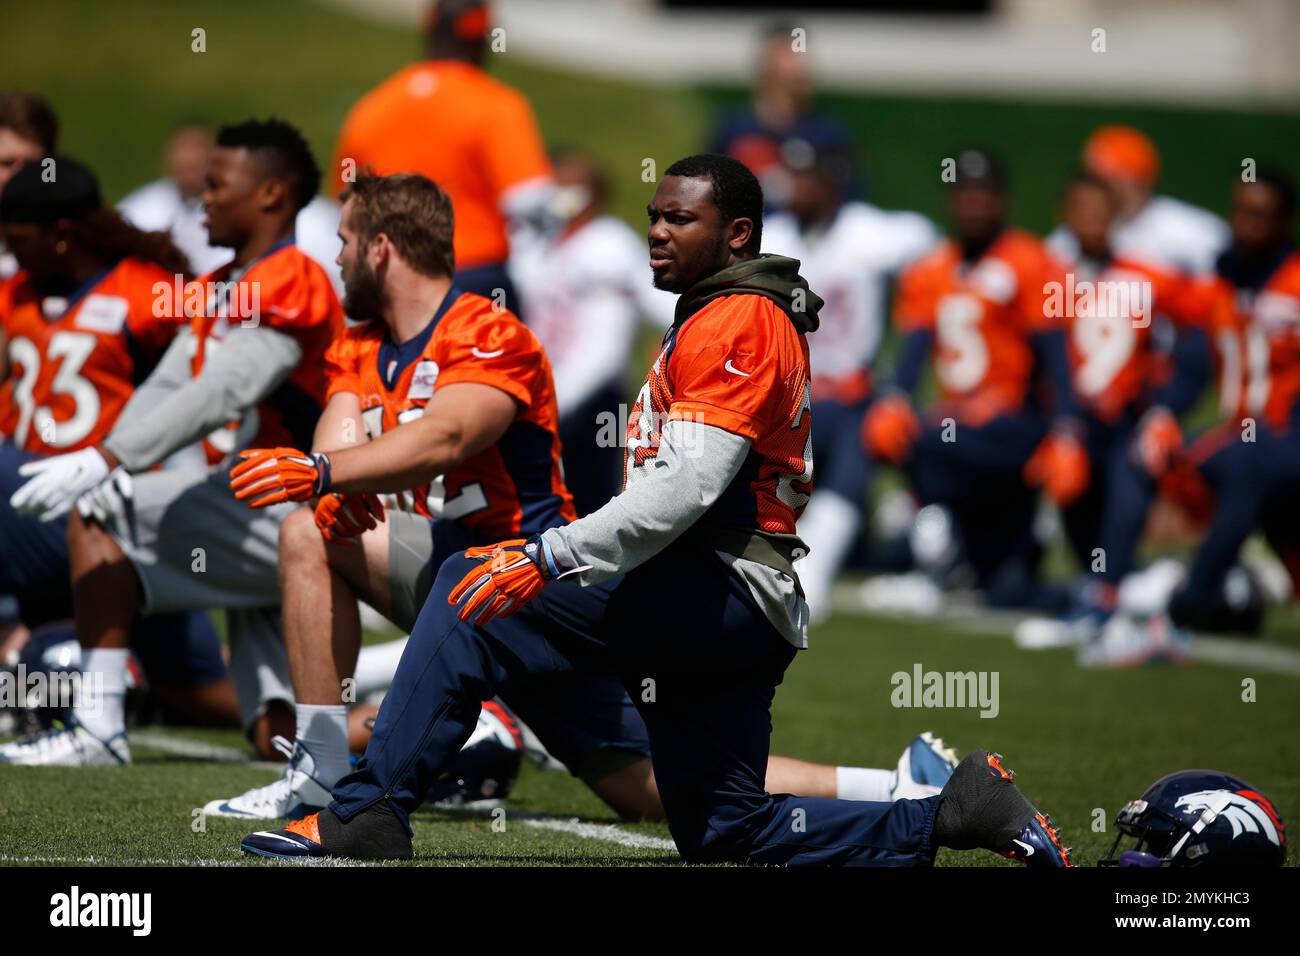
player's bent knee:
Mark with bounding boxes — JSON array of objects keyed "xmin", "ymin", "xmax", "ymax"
[{"xmin": 278, "ymin": 506, "xmax": 325, "ymax": 566}]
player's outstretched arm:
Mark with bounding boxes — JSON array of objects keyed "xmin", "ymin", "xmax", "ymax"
[{"xmin": 103, "ymin": 324, "xmax": 304, "ymax": 473}]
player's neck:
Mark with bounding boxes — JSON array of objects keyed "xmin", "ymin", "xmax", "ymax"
[
  {"xmin": 384, "ymin": 273, "xmax": 454, "ymax": 344},
  {"xmin": 233, "ymin": 221, "xmax": 295, "ymax": 268}
]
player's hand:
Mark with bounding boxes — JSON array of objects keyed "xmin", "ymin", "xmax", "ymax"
[
  {"xmin": 448, "ymin": 534, "xmax": 592, "ymax": 626},
  {"xmin": 862, "ymin": 393, "xmax": 920, "ymax": 464},
  {"xmin": 10, "ymin": 447, "xmax": 111, "ymax": 522},
  {"xmin": 229, "ymin": 447, "xmax": 330, "ymax": 508},
  {"xmin": 75, "ymin": 467, "xmax": 134, "ymax": 526},
  {"xmin": 1023, "ymin": 427, "xmax": 1090, "ymax": 507},
  {"xmin": 1133, "ymin": 406, "xmax": 1182, "ymax": 477},
  {"xmin": 314, "ymin": 492, "xmax": 385, "ymax": 543}
]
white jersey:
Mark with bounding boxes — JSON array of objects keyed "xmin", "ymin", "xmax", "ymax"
[
  {"xmin": 118, "ymin": 179, "xmax": 344, "ymax": 294},
  {"xmin": 1048, "ymin": 194, "xmax": 1228, "ymax": 278},
  {"xmin": 510, "ymin": 214, "xmax": 675, "ymax": 419},
  {"xmin": 762, "ymin": 202, "xmax": 938, "ymax": 397}
]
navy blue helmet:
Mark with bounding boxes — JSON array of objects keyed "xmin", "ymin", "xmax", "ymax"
[{"xmin": 1101, "ymin": 769, "xmax": 1286, "ymax": 867}]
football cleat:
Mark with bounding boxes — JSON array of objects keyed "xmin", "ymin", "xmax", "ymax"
[
  {"xmin": 891, "ymin": 731, "xmax": 959, "ymax": 800},
  {"xmin": 241, "ymin": 812, "xmax": 330, "ymax": 859},
  {"xmin": 0, "ymin": 719, "xmax": 130, "ymax": 766},
  {"xmin": 936, "ymin": 751, "xmax": 1073, "ymax": 868},
  {"xmin": 1014, "ymin": 606, "xmax": 1107, "ymax": 650},
  {"xmin": 202, "ymin": 736, "xmax": 332, "ymax": 820},
  {"xmin": 1078, "ymin": 612, "xmax": 1193, "ymax": 669},
  {"xmin": 242, "ymin": 802, "xmax": 413, "ymax": 861}
]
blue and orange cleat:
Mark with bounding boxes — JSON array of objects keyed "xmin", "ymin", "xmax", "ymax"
[
  {"xmin": 241, "ymin": 802, "xmax": 414, "ymax": 861},
  {"xmin": 935, "ymin": 750, "xmax": 1074, "ymax": 868},
  {"xmin": 241, "ymin": 813, "xmax": 330, "ymax": 860}
]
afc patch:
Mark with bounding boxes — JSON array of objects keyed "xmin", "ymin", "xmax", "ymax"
[
  {"xmin": 75, "ymin": 294, "xmax": 130, "ymax": 333},
  {"xmin": 408, "ymin": 360, "xmax": 440, "ymax": 400}
]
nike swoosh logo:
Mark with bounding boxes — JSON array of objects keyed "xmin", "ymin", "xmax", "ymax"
[
  {"xmin": 724, "ymin": 359, "xmax": 751, "ymax": 377},
  {"xmin": 472, "ymin": 347, "xmax": 505, "ymax": 359},
  {"xmin": 1013, "ymin": 839, "xmax": 1034, "ymax": 856}
]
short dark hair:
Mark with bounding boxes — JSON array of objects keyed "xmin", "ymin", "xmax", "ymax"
[
  {"xmin": 0, "ymin": 90, "xmax": 59, "ymax": 152},
  {"xmin": 341, "ymin": 171, "xmax": 455, "ymax": 278},
  {"xmin": 1253, "ymin": 165, "xmax": 1297, "ymax": 222},
  {"xmin": 1061, "ymin": 168, "xmax": 1116, "ymax": 205},
  {"xmin": 664, "ymin": 153, "xmax": 764, "ymax": 253},
  {"xmin": 216, "ymin": 118, "xmax": 320, "ymax": 213}
]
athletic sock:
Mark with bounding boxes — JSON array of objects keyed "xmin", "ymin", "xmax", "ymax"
[
  {"xmin": 835, "ymin": 766, "xmax": 894, "ymax": 801},
  {"xmin": 296, "ymin": 703, "xmax": 350, "ymax": 788},
  {"xmin": 75, "ymin": 647, "xmax": 128, "ymax": 741}
]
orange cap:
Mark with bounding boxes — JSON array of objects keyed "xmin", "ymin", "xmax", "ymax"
[{"xmin": 1082, "ymin": 125, "xmax": 1159, "ymax": 186}]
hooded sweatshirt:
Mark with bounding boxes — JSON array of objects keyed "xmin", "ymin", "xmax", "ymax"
[{"xmin": 541, "ymin": 253, "xmax": 819, "ymax": 647}]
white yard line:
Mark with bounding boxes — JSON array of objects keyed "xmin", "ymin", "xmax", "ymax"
[{"xmin": 519, "ymin": 816, "xmax": 675, "ymax": 852}]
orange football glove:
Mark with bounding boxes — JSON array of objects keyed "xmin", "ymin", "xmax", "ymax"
[
  {"xmin": 229, "ymin": 447, "xmax": 330, "ymax": 509},
  {"xmin": 448, "ymin": 538, "xmax": 550, "ymax": 626},
  {"xmin": 1133, "ymin": 407, "xmax": 1183, "ymax": 477},
  {"xmin": 863, "ymin": 393, "xmax": 921, "ymax": 464},
  {"xmin": 314, "ymin": 492, "xmax": 385, "ymax": 543},
  {"xmin": 1023, "ymin": 429, "xmax": 1090, "ymax": 507}
]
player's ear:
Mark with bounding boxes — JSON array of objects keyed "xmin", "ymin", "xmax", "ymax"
[
  {"xmin": 727, "ymin": 216, "xmax": 754, "ymax": 255},
  {"xmin": 257, "ymin": 177, "xmax": 289, "ymax": 214}
]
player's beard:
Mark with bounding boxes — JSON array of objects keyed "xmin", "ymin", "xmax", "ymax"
[
  {"xmin": 653, "ymin": 233, "xmax": 729, "ymax": 294},
  {"xmin": 341, "ymin": 257, "xmax": 387, "ymax": 322}
]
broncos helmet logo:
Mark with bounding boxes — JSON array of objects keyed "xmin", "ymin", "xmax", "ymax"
[{"xmin": 1175, "ymin": 789, "xmax": 1284, "ymax": 846}]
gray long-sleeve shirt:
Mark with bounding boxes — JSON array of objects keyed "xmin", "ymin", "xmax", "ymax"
[
  {"xmin": 542, "ymin": 418, "xmax": 809, "ymax": 647},
  {"xmin": 104, "ymin": 324, "xmax": 303, "ymax": 472}
]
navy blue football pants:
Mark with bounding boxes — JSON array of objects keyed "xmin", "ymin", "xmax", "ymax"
[
  {"xmin": 906, "ymin": 410, "xmax": 1046, "ymax": 605},
  {"xmin": 331, "ymin": 535, "xmax": 940, "ymax": 866},
  {"xmin": 1061, "ymin": 415, "xmax": 1155, "ymax": 587}
]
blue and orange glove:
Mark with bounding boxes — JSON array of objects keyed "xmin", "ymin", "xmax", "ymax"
[
  {"xmin": 449, "ymin": 535, "xmax": 589, "ymax": 626},
  {"xmin": 1133, "ymin": 406, "xmax": 1183, "ymax": 477},
  {"xmin": 229, "ymin": 447, "xmax": 330, "ymax": 509},
  {"xmin": 1023, "ymin": 427, "xmax": 1090, "ymax": 507},
  {"xmin": 862, "ymin": 392, "xmax": 921, "ymax": 464},
  {"xmin": 314, "ymin": 492, "xmax": 385, "ymax": 542}
]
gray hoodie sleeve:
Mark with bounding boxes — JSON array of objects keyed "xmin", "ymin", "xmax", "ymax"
[
  {"xmin": 541, "ymin": 418, "xmax": 749, "ymax": 583},
  {"xmin": 104, "ymin": 324, "xmax": 304, "ymax": 472}
]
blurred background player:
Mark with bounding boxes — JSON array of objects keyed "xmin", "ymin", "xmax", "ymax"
[
  {"xmin": 118, "ymin": 121, "xmax": 344, "ymax": 295},
  {"xmin": 4, "ymin": 119, "xmax": 344, "ymax": 765},
  {"xmin": 510, "ymin": 147, "xmax": 675, "ymax": 517},
  {"xmin": 0, "ymin": 90, "xmax": 59, "ymax": 672},
  {"xmin": 710, "ymin": 20, "xmax": 857, "ymax": 212},
  {"xmin": 1014, "ymin": 172, "xmax": 1211, "ymax": 666},
  {"xmin": 761, "ymin": 132, "xmax": 938, "ymax": 621},
  {"xmin": 332, "ymin": 0, "xmax": 552, "ymax": 312},
  {"xmin": 1159, "ymin": 168, "xmax": 1300, "ymax": 638},
  {"xmin": 1048, "ymin": 125, "xmax": 1229, "ymax": 279},
  {"xmin": 862, "ymin": 149, "xmax": 1085, "ymax": 611},
  {"xmin": 0, "ymin": 155, "xmax": 239, "ymax": 748}
]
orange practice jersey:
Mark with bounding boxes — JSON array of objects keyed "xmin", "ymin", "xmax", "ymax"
[
  {"xmin": 189, "ymin": 241, "xmax": 344, "ymax": 460},
  {"xmin": 0, "ymin": 258, "xmax": 182, "ymax": 453},
  {"xmin": 323, "ymin": 289, "xmax": 575, "ymax": 536},
  {"xmin": 895, "ymin": 229, "xmax": 1067, "ymax": 426},
  {"xmin": 333, "ymin": 61, "xmax": 551, "ymax": 271},
  {"xmin": 1061, "ymin": 255, "xmax": 1200, "ymax": 423},
  {"xmin": 624, "ymin": 295, "xmax": 813, "ymax": 536},
  {"xmin": 1203, "ymin": 252, "xmax": 1300, "ymax": 432}
]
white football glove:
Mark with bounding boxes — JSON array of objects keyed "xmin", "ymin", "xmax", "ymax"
[
  {"xmin": 9, "ymin": 447, "xmax": 111, "ymax": 522},
  {"xmin": 76, "ymin": 466, "xmax": 134, "ymax": 526}
]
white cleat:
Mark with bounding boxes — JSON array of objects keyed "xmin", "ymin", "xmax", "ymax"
[
  {"xmin": 1078, "ymin": 613, "xmax": 1194, "ymax": 669},
  {"xmin": 1117, "ymin": 559, "xmax": 1186, "ymax": 617},
  {"xmin": 0, "ymin": 721, "xmax": 130, "ymax": 766},
  {"xmin": 858, "ymin": 572, "xmax": 944, "ymax": 617},
  {"xmin": 1013, "ymin": 609, "xmax": 1106, "ymax": 650},
  {"xmin": 891, "ymin": 731, "xmax": 959, "ymax": 800},
  {"xmin": 201, "ymin": 735, "xmax": 333, "ymax": 820}
]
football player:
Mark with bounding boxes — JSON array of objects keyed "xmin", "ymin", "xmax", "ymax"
[
  {"xmin": 1013, "ymin": 173, "xmax": 1212, "ymax": 663},
  {"xmin": 0, "ymin": 155, "xmax": 237, "ymax": 737},
  {"xmin": 332, "ymin": 0, "xmax": 552, "ymax": 311},
  {"xmin": 2, "ymin": 119, "xmax": 344, "ymax": 765},
  {"xmin": 510, "ymin": 148, "xmax": 676, "ymax": 517},
  {"xmin": 862, "ymin": 150, "xmax": 1085, "ymax": 609},
  {"xmin": 1160, "ymin": 168, "xmax": 1300, "ymax": 637},
  {"xmin": 206, "ymin": 170, "xmax": 961, "ymax": 822},
  {"xmin": 761, "ymin": 132, "xmax": 938, "ymax": 621},
  {"xmin": 1047, "ymin": 125, "xmax": 1228, "ymax": 278},
  {"xmin": 241, "ymin": 155, "xmax": 1071, "ymax": 867}
]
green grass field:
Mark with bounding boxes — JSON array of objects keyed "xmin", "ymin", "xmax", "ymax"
[{"xmin": 3, "ymin": 604, "xmax": 1296, "ymax": 867}]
